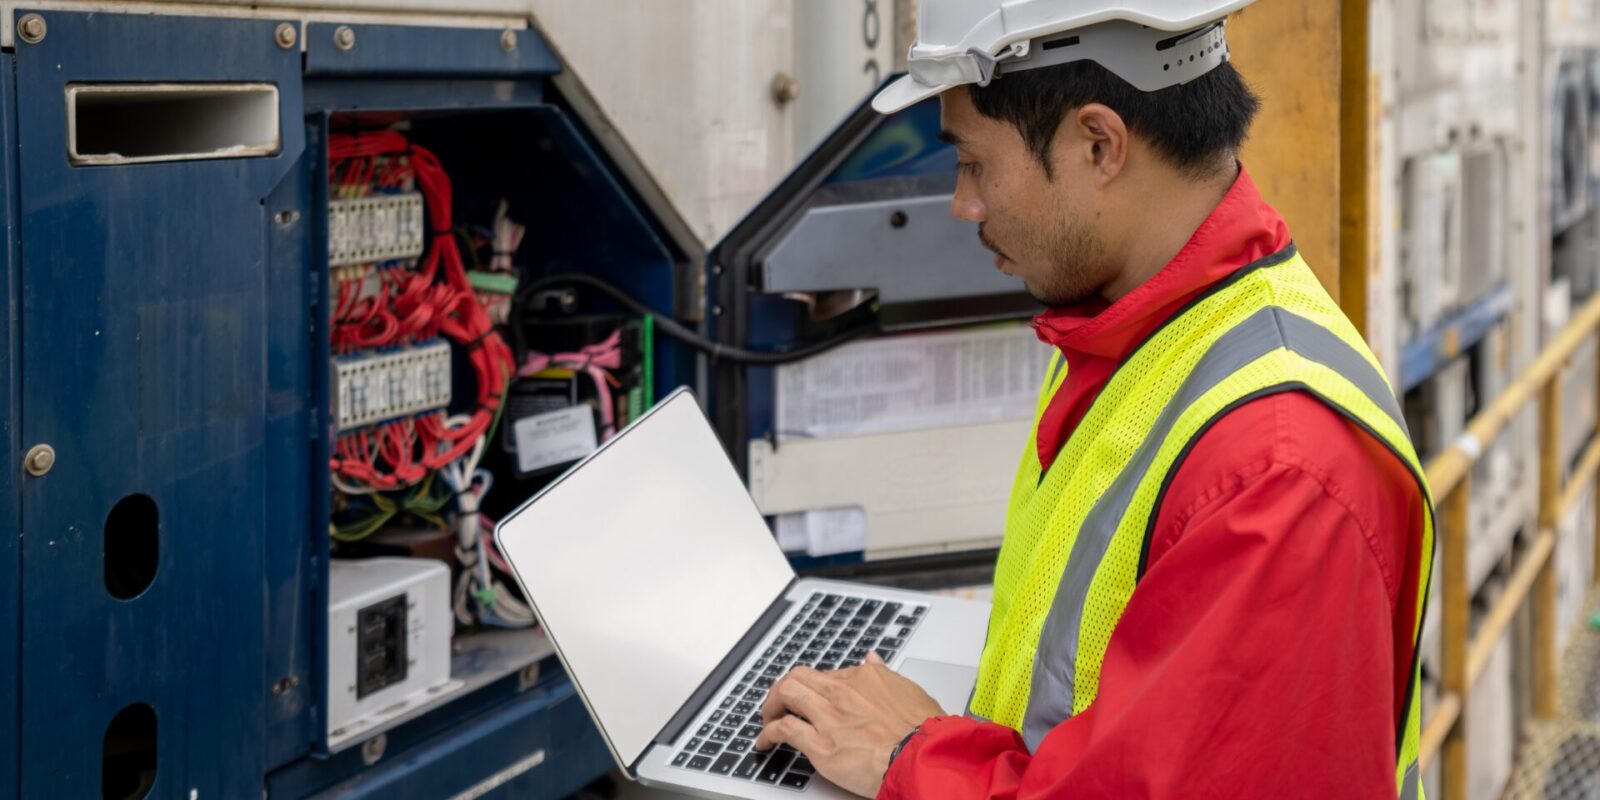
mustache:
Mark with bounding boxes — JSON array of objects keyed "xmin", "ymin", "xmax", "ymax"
[{"xmin": 978, "ymin": 224, "xmax": 1009, "ymax": 261}]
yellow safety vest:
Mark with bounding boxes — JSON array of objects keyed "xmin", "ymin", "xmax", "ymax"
[{"xmin": 969, "ymin": 246, "xmax": 1434, "ymax": 799}]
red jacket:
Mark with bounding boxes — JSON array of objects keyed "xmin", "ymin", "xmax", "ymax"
[{"xmin": 879, "ymin": 170, "xmax": 1429, "ymax": 799}]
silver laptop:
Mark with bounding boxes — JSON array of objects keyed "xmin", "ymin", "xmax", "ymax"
[{"xmin": 495, "ymin": 387, "xmax": 990, "ymax": 799}]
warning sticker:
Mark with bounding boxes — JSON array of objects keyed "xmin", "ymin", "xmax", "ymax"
[{"xmin": 512, "ymin": 405, "xmax": 598, "ymax": 475}]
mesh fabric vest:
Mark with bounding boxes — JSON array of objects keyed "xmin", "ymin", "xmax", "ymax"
[{"xmin": 968, "ymin": 246, "xmax": 1434, "ymax": 799}]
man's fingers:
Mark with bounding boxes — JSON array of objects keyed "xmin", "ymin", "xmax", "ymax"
[
  {"xmin": 762, "ymin": 668, "xmax": 832, "ymax": 725},
  {"xmin": 865, "ymin": 651, "xmax": 886, "ymax": 667},
  {"xmin": 754, "ymin": 713, "xmax": 823, "ymax": 754}
]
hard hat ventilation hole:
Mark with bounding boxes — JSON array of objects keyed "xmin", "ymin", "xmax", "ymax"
[{"xmin": 1042, "ymin": 35, "xmax": 1081, "ymax": 51}]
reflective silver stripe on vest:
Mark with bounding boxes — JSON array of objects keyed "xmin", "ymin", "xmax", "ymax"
[
  {"xmin": 1017, "ymin": 306, "xmax": 1407, "ymax": 750},
  {"xmin": 1400, "ymin": 761, "xmax": 1420, "ymax": 800}
]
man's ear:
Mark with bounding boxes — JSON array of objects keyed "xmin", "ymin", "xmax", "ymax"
[{"xmin": 1072, "ymin": 103, "xmax": 1128, "ymax": 183}]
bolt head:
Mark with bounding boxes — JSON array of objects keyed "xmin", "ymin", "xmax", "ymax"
[
  {"xmin": 501, "ymin": 29, "xmax": 517, "ymax": 52},
  {"xmin": 334, "ymin": 26, "xmax": 355, "ymax": 51},
  {"xmin": 274, "ymin": 22, "xmax": 297, "ymax": 50},
  {"xmin": 24, "ymin": 444, "xmax": 54, "ymax": 477},
  {"xmin": 17, "ymin": 14, "xmax": 45, "ymax": 44},
  {"xmin": 771, "ymin": 74, "xmax": 801, "ymax": 106},
  {"xmin": 360, "ymin": 734, "xmax": 387, "ymax": 765}
]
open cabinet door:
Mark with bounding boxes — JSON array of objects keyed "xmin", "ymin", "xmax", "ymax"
[{"xmin": 13, "ymin": 11, "xmax": 305, "ymax": 796}]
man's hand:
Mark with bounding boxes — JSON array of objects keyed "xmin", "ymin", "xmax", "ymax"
[{"xmin": 755, "ymin": 652, "xmax": 945, "ymax": 798}]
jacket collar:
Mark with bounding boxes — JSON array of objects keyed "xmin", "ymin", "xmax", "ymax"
[{"xmin": 1029, "ymin": 166, "xmax": 1292, "ymax": 361}]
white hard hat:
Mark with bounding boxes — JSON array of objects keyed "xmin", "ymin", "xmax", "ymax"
[{"xmin": 873, "ymin": 0, "xmax": 1258, "ymax": 114}]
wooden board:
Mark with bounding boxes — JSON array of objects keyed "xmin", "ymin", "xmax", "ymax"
[{"xmin": 1228, "ymin": 0, "xmax": 1348, "ymax": 303}]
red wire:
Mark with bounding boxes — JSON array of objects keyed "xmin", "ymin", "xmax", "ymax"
[{"xmin": 328, "ymin": 131, "xmax": 515, "ymax": 487}]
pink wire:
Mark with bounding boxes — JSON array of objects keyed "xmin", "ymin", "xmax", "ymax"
[{"xmin": 516, "ymin": 329, "xmax": 624, "ymax": 439}]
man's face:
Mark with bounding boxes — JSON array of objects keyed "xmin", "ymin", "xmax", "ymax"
[{"xmin": 939, "ymin": 89, "xmax": 1115, "ymax": 307}]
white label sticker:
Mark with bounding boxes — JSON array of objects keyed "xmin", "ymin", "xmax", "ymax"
[{"xmin": 513, "ymin": 405, "xmax": 598, "ymax": 475}]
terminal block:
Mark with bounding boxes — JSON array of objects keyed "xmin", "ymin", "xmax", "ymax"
[
  {"xmin": 334, "ymin": 340, "xmax": 452, "ymax": 432},
  {"xmin": 328, "ymin": 192, "xmax": 425, "ymax": 267}
]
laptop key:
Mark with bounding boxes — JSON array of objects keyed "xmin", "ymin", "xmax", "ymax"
[
  {"xmin": 849, "ymin": 648, "xmax": 868, "ymax": 660},
  {"xmin": 687, "ymin": 737, "xmax": 703, "ymax": 750},
  {"xmin": 757, "ymin": 748, "xmax": 796, "ymax": 783},
  {"xmin": 801, "ymin": 650, "xmax": 821, "ymax": 662},
  {"xmin": 791, "ymin": 756, "xmax": 816, "ymax": 774},
  {"xmin": 842, "ymin": 658, "xmax": 862, "ymax": 667},
  {"xmin": 822, "ymin": 594, "xmax": 841, "ymax": 605},
  {"xmin": 914, "ymin": 605, "xmax": 926, "ymax": 616},
  {"xmin": 764, "ymin": 664, "xmax": 784, "ymax": 677},
  {"xmin": 817, "ymin": 662, "xmax": 837, "ymax": 671},
  {"xmin": 709, "ymin": 711, "xmax": 724, "ymax": 724},
  {"xmin": 875, "ymin": 603, "xmax": 902, "ymax": 625},
  {"xmin": 698, "ymin": 724, "xmax": 713, "ymax": 737},
  {"xmin": 876, "ymin": 648, "xmax": 897, "ymax": 661},
  {"xmin": 735, "ymin": 701, "xmax": 756, "ymax": 715},
  {"xmin": 739, "ymin": 724, "xmax": 763, "ymax": 739},
  {"xmin": 896, "ymin": 615, "xmax": 917, "ymax": 626},
  {"xmin": 672, "ymin": 751, "xmax": 690, "ymax": 767},
  {"xmin": 712, "ymin": 727, "xmax": 735, "ymax": 742},
  {"xmin": 745, "ymin": 688, "xmax": 766, "ymax": 701},
  {"xmin": 723, "ymin": 714, "xmax": 745, "ymax": 727},
  {"xmin": 735, "ymin": 751, "xmax": 767, "ymax": 779},
  {"xmin": 843, "ymin": 596, "xmax": 861, "ymax": 606},
  {"xmin": 688, "ymin": 755, "xmax": 712, "ymax": 770},
  {"xmin": 763, "ymin": 648, "xmax": 776, "ymax": 659},
  {"xmin": 881, "ymin": 637, "xmax": 904, "ymax": 649},
  {"xmin": 734, "ymin": 683, "xmax": 749, "ymax": 695},
  {"xmin": 721, "ymin": 695, "xmax": 736, "ymax": 709},
  {"xmin": 754, "ymin": 659, "xmax": 768, "ymax": 670},
  {"xmin": 711, "ymin": 752, "xmax": 741, "ymax": 775},
  {"xmin": 859, "ymin": 637, "xmax": 877, "ymax": 649},
  {"xmin": 780, "ymin": 772, "xmax": 811, "ymax": 789},
  {"xmin": 866, "ymin": 625, "xmax": 884, "ymax": 637},
  {"xmin": 898, "ymin": 626, "xmax": 913, "ymax": 638},
  {"xmin": 729, "ymin": 738, "xmax": 751, "ymax": 754},
  {"xmin": 755, "ymin": 677, "xmax": 775, "ymax": 689},
  {"xmin": 774, "ymin": 653, "xmax": 794, "ymax": 666},
  {"xmin": 700, "ymin": 741, "xmax": 723, "ymax": 756}
]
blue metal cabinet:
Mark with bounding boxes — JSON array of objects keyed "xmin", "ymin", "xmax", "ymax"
[{"xmin": 13, "ymin": 12, "xmax": 306, "ymax": 797}]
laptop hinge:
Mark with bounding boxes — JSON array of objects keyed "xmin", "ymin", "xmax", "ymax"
[{"xmin": 644, "ymin": 578, "xmax": 798, "ymax": 757}]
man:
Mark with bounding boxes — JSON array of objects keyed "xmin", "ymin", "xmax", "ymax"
[{"xmin": 753, "ymin": 2, "xmax": 1434, "ymax": 798}]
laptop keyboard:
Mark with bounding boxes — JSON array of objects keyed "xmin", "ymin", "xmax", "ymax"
[{"xmin": 669, "ymin": 591, "xmax": 929, "ymax": 790}]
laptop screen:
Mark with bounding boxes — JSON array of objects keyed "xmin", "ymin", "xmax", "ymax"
[{"xmin": 495, "ymin": 389, "xmax": 796, "ymax": 767}]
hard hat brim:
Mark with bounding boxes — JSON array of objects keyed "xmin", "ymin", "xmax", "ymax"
[{"xmin": 871, "ymin": 74, "xmax": 950, "ymax": 115}]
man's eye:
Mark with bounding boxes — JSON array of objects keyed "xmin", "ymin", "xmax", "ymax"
[{"xmin": 958, "ymin": 161, "xmax": 979, "ymax": 175}]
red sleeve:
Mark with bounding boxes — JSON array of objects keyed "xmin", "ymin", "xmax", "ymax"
[{"xmin": 878, "ymin": 394, "xmax": 1419, "ymax": 799}]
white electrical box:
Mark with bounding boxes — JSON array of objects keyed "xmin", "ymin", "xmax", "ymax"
[
  {"xmin": 327, "ymin": 558, "xmax": 459, "ymax": 749},
  {"xmin": 1401, "ymin": 152, "xmax": 1465, "ymax": 339}
]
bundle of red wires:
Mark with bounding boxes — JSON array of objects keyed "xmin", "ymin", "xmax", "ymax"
[{"xmin": 328, "ymin": 131, "xmax": 515, "ymax": 490}]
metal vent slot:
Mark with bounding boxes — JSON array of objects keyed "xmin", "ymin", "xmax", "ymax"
[{"xmin": 67, "ymin": 83, "xmax": 280, "ymax": 166}]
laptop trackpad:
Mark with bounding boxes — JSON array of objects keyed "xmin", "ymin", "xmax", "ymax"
[{"xmin": 897, "ymin": 658, "xmax": 978, "ymax": 715}]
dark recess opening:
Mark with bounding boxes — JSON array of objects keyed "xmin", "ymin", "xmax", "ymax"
[
  {"xmin": 102, "ymin": 703, "xmax": 157, "ymax": 800},
  {"xmin": 105, "ymin": 494, "xmax": 159, "ymax": 600}
]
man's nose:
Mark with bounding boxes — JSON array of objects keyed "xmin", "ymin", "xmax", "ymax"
[{"xmin": 951, "ymin": 182, "xmax": 986, "ymax": 223}]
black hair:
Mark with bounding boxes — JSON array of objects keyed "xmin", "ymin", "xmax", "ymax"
[{"xmin": 968, "ymin": 59, "xmax": 1259, "ymax": 179}]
